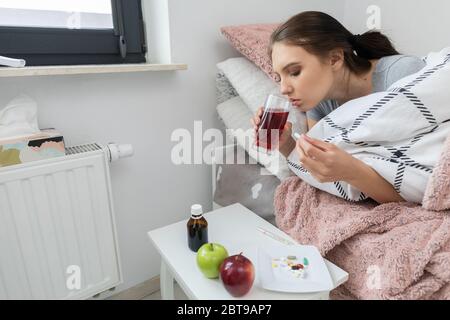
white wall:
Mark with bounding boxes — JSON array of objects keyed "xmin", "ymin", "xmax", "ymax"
[
  {"xmin": 0, "ymin": 0, "xmax": 343, "ymax": 296},
  {"xmin": 343, "ymin": 0, "xmax": 450, "ymax": 56}
]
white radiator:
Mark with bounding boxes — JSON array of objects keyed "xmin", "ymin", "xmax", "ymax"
[{"xmin": 0, "ymin": 143, "xmax": 130, "ymax": 299}]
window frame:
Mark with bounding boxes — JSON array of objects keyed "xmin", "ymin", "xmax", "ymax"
[{"xmin": 0, "ymin": 0, "xmax": 147, "ymax": 66}]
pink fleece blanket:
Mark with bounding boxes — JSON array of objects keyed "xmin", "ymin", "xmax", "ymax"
[
  {"xmin": 274, "ymin": 177, "xmax": 450, "ymax": 299},
  {"xmin": 274, "ymin": 134, "xmax": 450, "ymax": 299},
  {"xmin": 274, "ymin": 133, "xmax": 450, "ymax": 299}
]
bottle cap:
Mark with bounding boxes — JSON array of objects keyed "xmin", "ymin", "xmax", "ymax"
[{"xmin": 191, "ymin": 204, "xmax": 203, "ymax": 217}]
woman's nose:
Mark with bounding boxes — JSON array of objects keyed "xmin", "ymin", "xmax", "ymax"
[{"xmin": 280, "ymin": 80, "xmax": 293, "ymax": 95}]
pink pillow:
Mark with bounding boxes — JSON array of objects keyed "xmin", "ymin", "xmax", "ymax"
[
  {"xmin": 422, "ymin": 134, "xmax": 450, "ymax": 211},
  {"xmin": 221, "ymin": 24, "xmax": 279, "ymax": 80}
]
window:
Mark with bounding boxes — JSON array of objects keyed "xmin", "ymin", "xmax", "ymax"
[{"xmin": 0, "ymin": 0, "xmax": 147, "ymax": 66}]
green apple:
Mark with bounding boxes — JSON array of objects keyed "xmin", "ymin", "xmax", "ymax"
[{"xmin": 196, "ymin": 243, "xmax": 229, "ymax": 279}]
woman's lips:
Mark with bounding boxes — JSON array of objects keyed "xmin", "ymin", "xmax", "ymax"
[{"xmin": 290, "ymin": 99, "xmax": 302, "ymax": 107}]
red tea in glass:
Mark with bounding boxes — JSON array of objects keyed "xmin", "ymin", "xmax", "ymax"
[
  {"xmin": 256, "ymin": 110, "xmax": 289, "ymax": 150},
  {"xmin": 254, "ymin": 94, "xmax": 291, "ymax": 153}
]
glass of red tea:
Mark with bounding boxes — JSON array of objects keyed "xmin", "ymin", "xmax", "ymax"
[{"xmin": 254, "ymin": 94, "xmax": 291, "ymax": 154}]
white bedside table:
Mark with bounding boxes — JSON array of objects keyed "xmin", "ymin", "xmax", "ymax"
[{"xmin": 148, "ymin": 203, "xmax": 348, "ymax": 300}]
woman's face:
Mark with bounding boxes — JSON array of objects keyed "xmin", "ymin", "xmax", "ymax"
[{"xmin": 271, "ymin": 42, "xmax": 337, "ymax": 112}]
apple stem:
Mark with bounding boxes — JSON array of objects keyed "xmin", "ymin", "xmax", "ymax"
[{"xmin": 210, "ymin": 243, "xmax": 214, "ymax": 250}]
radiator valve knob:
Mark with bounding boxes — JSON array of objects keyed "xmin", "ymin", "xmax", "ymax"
[{"xmin": 107, "ymin": 143, "xmax": 134, "ymax": 162}]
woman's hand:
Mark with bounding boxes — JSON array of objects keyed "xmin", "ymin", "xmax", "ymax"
[
  {"xmin": 250, "ymin": 107, "xmax": 295, "ymax": 157},
  {"xmin": 295, "ymin": 134, "xmax": 405, "ymax": 203},
  {"xmin": 295, "ymin": 134, "xmax": 357, "ymax": 183}
]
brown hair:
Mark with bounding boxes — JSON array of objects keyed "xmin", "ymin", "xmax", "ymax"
[{"xmin": 269, "ymin": 11, "xmax": 399, "ymax": 75}]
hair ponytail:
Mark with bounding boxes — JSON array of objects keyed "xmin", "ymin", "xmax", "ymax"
[
  {"xmin": 349, "ymin": 31, "xmax": 399, "ymax": 59},
  {"xmin": 269, "ymin": 12, "xmax": 400, "ymax": 76}
]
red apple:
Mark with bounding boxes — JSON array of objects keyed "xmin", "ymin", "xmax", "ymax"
[{"xmin": 219, "ymin": 252, "xmax": 255, "ymax": 297}]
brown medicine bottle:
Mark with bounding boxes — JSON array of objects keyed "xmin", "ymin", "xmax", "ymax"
[{"xmin": 187, "ymin": 204, "xmax": 208, "ymax": 252}]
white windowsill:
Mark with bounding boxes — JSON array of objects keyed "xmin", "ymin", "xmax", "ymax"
[{"xmin": 0, "ymin": 63, "xmax": 188, "ymax": 77}]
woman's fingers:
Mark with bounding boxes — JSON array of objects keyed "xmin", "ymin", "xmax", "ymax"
[
  {"xmin": 296, "ymin": 138, "xmax": 329, "ymax": 177},
  {"xmin": 284, "ymin": 121, "xmax": 292, "ymax": 131},
  {"xmin": 250, "ymin": 107, "xmax": 264, "ymax": 130},
  {"xmin": 296, "ymin": 142, "xmax": 321, "ymax": 174},
  {"xmin": 303, "ymin": 134, "xmax": 332, "ymax": 151},
  {"xmin": 298, "ymin": 136, "xmax": 327, "ymax": 162},
  {"xmin": 296, "ymin": 142, "xmax": 307, "ymax": 164},
  {"xmin": 256, "ymin": 107, "xmax": 264, "ymax": 124},
  {"xmin": 253, "ymin": 107, "xmax": 264, "ymax": 123}
]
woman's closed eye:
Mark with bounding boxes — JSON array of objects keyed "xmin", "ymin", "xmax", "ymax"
[
  {"xmin": 290, "ymin": 70, "xmax": 301, "ymax": 77},
  {"xmin": 273, "ymin": 69, "xmax": 300, "ymax": 83}
]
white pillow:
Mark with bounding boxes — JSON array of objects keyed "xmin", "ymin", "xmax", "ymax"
[
  {"xmin": 216, "ymin": 96, "xmax": 294, "ymax": 180},
  {"xmin": 217, "ymin": 96, "xmax": 253, "ymax": 132},
  {"xmin": 217, "ymin": 57, "xmax": 279, "ymax": 114}
]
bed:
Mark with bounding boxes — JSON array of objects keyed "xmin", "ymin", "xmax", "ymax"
[{"xmin": 213, "ymin": 23, "xmax": 450, "ymax": 299}]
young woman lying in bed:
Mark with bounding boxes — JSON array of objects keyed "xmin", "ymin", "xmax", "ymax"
[{"xmin": 251, "ymin": 11, "xmax": 426, "ymax": 204}]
